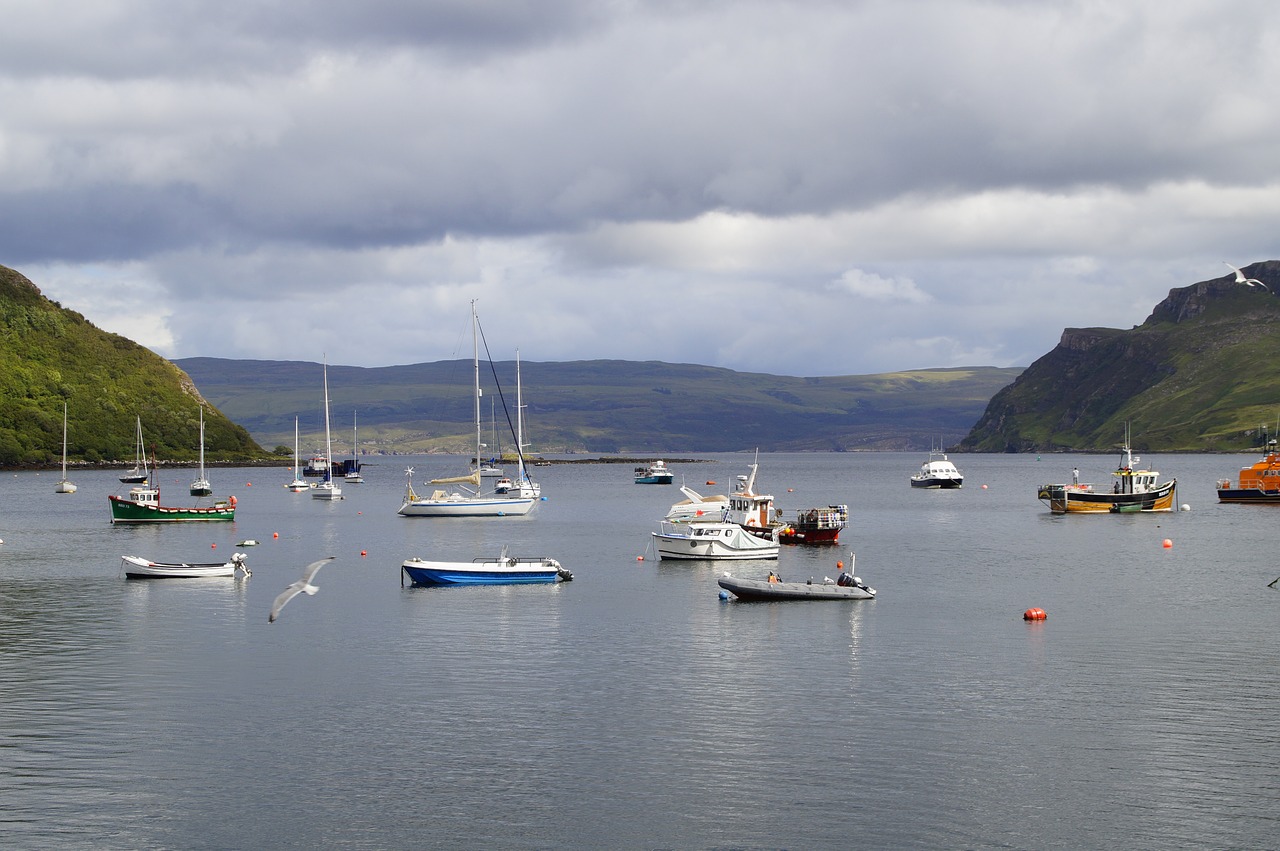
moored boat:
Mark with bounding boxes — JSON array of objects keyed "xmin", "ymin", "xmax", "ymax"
[
  {"xmin": 1037, "ymin": 433, "xmax": 1176, "ymax": 514},
  {"xmin": 634, "ymin": 460, "xmax": 674, "ymax": 484},
  {"xmin": 401, "ymin": 550, "xmax": 572, "ymax": 586},
  {"xmin": 1217, "ymin": 440, "xmax": 1280, "ymax": 503},
  {"xmin": 189, "ymin": 406, "xmax": 212, "ymax": 497},
  {"xmin": 778, "ymin": 505, "xmax": 847, "ymax": 545},
  {"xmin": 55, "ymin": 402, "xmax": 76, "ymax": 494},
  {"xmin": 311, "ymin": 357, "xmax": 343, "ymax": 501},
  {"xmin": 652, "ymin": 519, "xmax": 779, "ymax": 560},
  {"xmin": 910, "ymin": 450, "xmax": 963, "ymax": 488},
  {"xmin": 119, "ymin": 416, "xmax": 149, "ymax": 483},
  {"xmin": 718, "ymin": 568, "xmax": 875, "ymax": 601},
  {"xmin": 121, "ymin": 552, "xmax": 250, "ymax": 579},
  {"xmin": 109, "ymin": 483, "xmax": 237, "ymax": 523},
  {"xmin": 665, "ymin": 482, "xmax": 729, "ymax": 522}
]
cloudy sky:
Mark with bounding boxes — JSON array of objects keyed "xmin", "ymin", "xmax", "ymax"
[{"xmin": 3, "ymin": 0, "xmax": 1279, "ymax": 376}]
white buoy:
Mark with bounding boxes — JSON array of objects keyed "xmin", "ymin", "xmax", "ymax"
[{"xmin": 1180, "ymin": 504, "xmax": 1191, "ymax": 511}]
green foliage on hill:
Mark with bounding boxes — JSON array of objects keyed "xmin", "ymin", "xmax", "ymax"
[
  {"xmin": 959, "ymin": 261, "xmax": 1280, "ymax": 452},
  {"xmin": 177, "ymin": 356, "xmax": 1021, "ymax": 453},
  {"xmin": 0, "ymin": 265, "xmax": 267, "ymax": 465}
]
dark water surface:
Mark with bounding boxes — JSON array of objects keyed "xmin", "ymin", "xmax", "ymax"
[{"xmin": 2, "ymin": 452, "xmax": 1279, "ymax": 848}]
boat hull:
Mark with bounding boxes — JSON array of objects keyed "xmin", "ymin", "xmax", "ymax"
[
  {"xmin": 1217, "ymin": 487, "xmax": 1280, "ymax": 504},
  {"xmin": 55, "ymin": 480, "xmax": 77, "ymax": 494},
  {"xmin": 109, "ymin": 495, "xmax": 236, "ymax": 523},
  {"xmin": 652, "ymin": 522, "xmax": 779, "ymax": 560},
  {"xmin": 398, "ymin": 495, "xmax": 536, "ymax": 517},
  {"xmin": 1037, "ymin": 480, "xmax": 1177, "ymax": 514},
  {"xmin": 634, "ymin": 475, "xmax": 674, "ymax": 484},
  {"xmin": 717, "ymin": 574, "xmax": 874, "ymax": 601},
  {"xmin": 910, "ymin": 477, "xmax": 963, "ymax": 489},
  {"xmin": 401, "ymin": 557, "xmax": 571, "ymax": 586},
  {"xmin": 121, "ymin": 554, "xmax": 247, "ymax": 578}
]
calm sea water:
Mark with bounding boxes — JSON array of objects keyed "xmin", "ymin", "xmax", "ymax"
[{"xmin": 2, "ymin": 452, "xmax": 1279, "ymax": 849}]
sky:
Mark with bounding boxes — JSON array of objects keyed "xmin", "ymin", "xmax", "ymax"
[{"xmin": 3, "ymin": 0, "xmax": 1279, "ymax": 376}]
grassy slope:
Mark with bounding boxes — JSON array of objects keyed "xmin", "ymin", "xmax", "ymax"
[{"xmin": 0, "ymin": 265, "xmax": 267, "ymax": 464}]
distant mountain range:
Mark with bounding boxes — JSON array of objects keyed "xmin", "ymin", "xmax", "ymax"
[
  {"xmin": 959, "ymin": 260, "xmax": 1280, "ymax": 452},
  {"xmin": 174, "ymin": 357, "xmax": 1021, "ymax": 454}
]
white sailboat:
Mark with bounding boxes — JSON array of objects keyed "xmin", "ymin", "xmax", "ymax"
[
  {"xmin": 119, "ymin": 415, "xmax": 148, "ymax": 483},
  {"xmin": 399, "ymin": 302, "xmax": 537, "ymax": 517},
  {"xmin": 345, "ymin": 412, "xmax": 363, "ymax": 483},
  {"xmin": 55, "ymin": 402, "xmax": 77, "ymax": 494},
  {"xmin": 312, "ymin": 357, "xmax": 343, "ymax": 500},
  {"xmin": 286, "ymin": 416, "xmax": 308, "ymax": 491},
  {"xmin": 190, "ymin": 407, "xmax": 212, "ymax": 496},
  {"xmin": 494, "ymin": 350, "xmax": 541, "ymax": 500}
]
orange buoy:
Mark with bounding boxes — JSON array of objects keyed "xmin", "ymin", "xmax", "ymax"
[
  {"xmin": 637, "ymin": 555, "xmax": 644, "ymax": 561},
  {"xmin": 360, "ymin": 550, "xmax": 367, "ymax": 557},
  {"xmin": 981, "ymin": 484, "xmax": 988, "ymax": 489},
  {"xmin": 836, "ymin": 561, "xmax": 844, "ymax": 570},
  {"xmin": 246, "ymin": 482, "xmax": 252, "ymax": 486},
  {"xmin": 211, "ymin": 543, "xmax": 217, "ymax": 549},
  {"xmin": 1162, "ymin": 538, "xmax": 1173, "ymax": 549},
  {"xmin": 1023, "ymin": 607, "xmax": 1047, "ymax": 621},
  {"xmin": 272, "ymin": 532, "xmax": 279, "ymax": 539},
  {"xmin": 706, "ymin": 480, "xmax": 716, "ymax": 485},
  {"xmin": 787, "ymin": 488, "xmax": 793, "ymax": 492}
]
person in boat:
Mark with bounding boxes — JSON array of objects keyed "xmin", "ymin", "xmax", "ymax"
[
  {"xmin": 1072, "ymin": 467, "xmax": 1079, "ymax": 485},
  {"xmin": 767, "ymin": 571, "xmax": 781, "ymax": 584}
]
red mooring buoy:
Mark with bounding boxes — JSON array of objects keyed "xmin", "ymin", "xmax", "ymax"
[{"xmin": 1023, "ymin": 607, "xmax": 1047, "ymax": 621}]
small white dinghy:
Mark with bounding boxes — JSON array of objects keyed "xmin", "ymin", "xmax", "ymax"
[{"xmin": 121, "ymin": 552, "xmax": 250, "ymax": 579}]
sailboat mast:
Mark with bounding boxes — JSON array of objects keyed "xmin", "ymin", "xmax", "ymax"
[
  {"xmin": 62, "ymin": 402, "xmax": 68, "ymax": 478},
  {"xmin": 294, "ymin": 416, "xmax": 301, "ymax": 480},
  {"xmin": 323, "ymin": 356, "xmax": 333, "ymax": 482},
  {"xmin": 516, "ymin": 349, "xmax": 526, "ymax": 477},
  {"xmin": 472, "ymin": 301, "xmax": 482, "ymax": 472}
]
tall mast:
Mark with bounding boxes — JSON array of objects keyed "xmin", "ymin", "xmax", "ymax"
[
  {"xmin": 323, "ymin": 355, "xmax": 333, "ymax": 482},
  {"xmin": 472, "ymin": 300, "xmax": 482, "ymax": 473}
]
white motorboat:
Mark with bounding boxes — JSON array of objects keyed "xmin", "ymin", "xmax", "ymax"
[
  {"xmin": 121, "ymin": 552, "xmax": 250, "ymax": 579},
  {"xmin": 910, "ymin": 450, "xmax": 964, "ymax": 489},
  {"xmin": 665, "ymin": 482, "xmax": 729, "ymax": 523},
  {"xmin": 634, "ymin": 460, "xmax": 674, "ymax": 484},
  {"xmin": 652, "ymin": 520, "xmax": 779, "ymax": 560}
]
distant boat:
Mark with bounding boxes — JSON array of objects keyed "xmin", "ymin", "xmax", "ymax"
[
  {"xmin": 1037, "ymin": 428, "xmax": 1176, "ymax": 514},
  {"xmin": 119, "ymin": 416, "xmax": 149, "ymax": 483},
  {"xmin": 286, "ymin": 416, "xmax": 308, "ymax": 492},
  {"xmin": 55, "ymin": 402, "xmax": 76, "ymax": 494},
  {"xmin": 401, "ymin": 548, "xmax": 572, "ymax": 586},
  {"xmin": 634, "ymin": 460, "xmax": 674, "ymax": 484},
  {"xmin": 312, "ymin": 357, "xmax": 343, "ymax": 501},
  {"xmin": 344, "ymin": 412, "xmax": 363, "ymax": 483},
  {"xmin": 398, "ymin": 303, "xmax": 538, "ymax": 517},
  {"xmin": 478, "ymin": 398, "xmax": 504, "ymax": 478},
  {"xmin": 910, "ymin": 449, "xmax": 963, "ymax": 489},
  {"xmin": 121, "ymin": 552, "xmax": 250, "ymax": 579},
  {"xmin": 189, "ymin": 407, "xmax": 212, "ymax": 497}
]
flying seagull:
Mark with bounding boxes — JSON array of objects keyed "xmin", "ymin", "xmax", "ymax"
[
  {"xmin": 1225, "ymin": 261, "xmax": 1269, "ymax": 290},
  {"xmin": 269, "ymin": 557, "xmax": 336, "ymax": 622}
]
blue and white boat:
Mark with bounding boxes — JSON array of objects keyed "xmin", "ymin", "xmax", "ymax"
[
  {"xmin": 634, "ymin": 460, "xmax": 674, "ymax": 484},
  {"xmin": 401, "ymin": 550, "xmax": 573, "ymax": 586}
]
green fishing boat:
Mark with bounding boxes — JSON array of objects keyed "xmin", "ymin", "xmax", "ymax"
[{"xmin": 109, "ymin": 482, "xmax": 236, "ymax": 524}]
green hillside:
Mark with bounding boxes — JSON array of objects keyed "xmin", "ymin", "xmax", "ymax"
[
  {"xmin": 959, "ymin": 261, "xmax": 1280, "ymax": 452},
  {"xmin": 0, "ymin": 265, "xmax": 267, "ymax": 465},
  {"xmin": 176, "ymin": 357, "xmax": 1021, "ymax": 454}
]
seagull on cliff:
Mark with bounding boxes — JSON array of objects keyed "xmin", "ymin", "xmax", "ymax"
[
  {"xmin": 1225, "ymin": 261, "xmax": 1268, "ymax": 290},
  {"xmin": 269, "ymin": 557, "xmax": 335, "ymax": 622}
]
